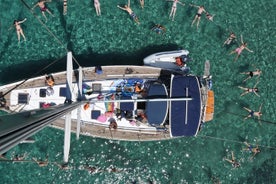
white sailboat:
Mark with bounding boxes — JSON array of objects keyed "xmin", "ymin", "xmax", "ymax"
[{"xmin": 0, "ymin": 52, "xmax": 214, "ymax": 162}]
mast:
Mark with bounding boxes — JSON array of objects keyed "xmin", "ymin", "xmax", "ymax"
[
  {"xmin": 63, "ymin": 52, "xmax": 73, "ymax": 163},
  {"xmin": 76, "ymin": 66, "xmax": 83, "ymax": 140}
]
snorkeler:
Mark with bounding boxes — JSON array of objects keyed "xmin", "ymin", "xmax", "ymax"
[
  {"xmin": 224, "ymin": 151, "xmax": 241, "ymax": 168},
  {"xmin": 238, "ymin": 81, "xmax": 260, "ymax": 97},
  {"xmin": 10, "ymin": 18, "xmax": 27, "ymax": 43},
  {"xmin": 32, "ymin": 0, "xmax": 54, "ymax": 22},
  {"xmin": 190, "ymin": 4, "xmax": 206, "ymax": 30},
  {"xmin": 117, "ymin": 0, "xmax": 140, "ymax": 24},
  {"xmin": 240, "ymin": 68, "xmax": 261, "ymax": 83},
  {"xmin": 229, "ymin": 35, "xmax": 253, "ymax": 62},
  {"xmin": 94, "ymin": 0, "xmax": 101, "ymax": 16},
  {"xmin": 223, "ymin": 32, "xmax": 236, "ymax": 46},
  {"xmin": 243, "ymin": 142, "xmax": 261, "ymax": 159},
  {"xmin": 243, "ymin": 104, "xmax": 262, "ymax": 122},
  {"xmin": 167, "ymin": 0, "xmax": 185, "ymax": 21},
  {"xmin": 151, "ymin": 24, "xmax": 166, "ymax": 34}
]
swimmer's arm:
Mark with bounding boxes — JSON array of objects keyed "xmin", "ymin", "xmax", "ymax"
[
  {"xmin": 253, "ymin": 81, "xmax": 259, "ymax": 88},
  {"xmin": 32, "ymin": 3, "xmax": 38, "ymax": 10},
  {"xmin": 189, "ymin": 4, "xmax": 199, "ymax": 8},
  {"xmin": 128, "ymin": 0, "xmax": 130, "ymax": 7},
  {"xmin": 178, "ymin": 1, "xmax": 185, "ymax": 6},
  {"xmin": 18, "ymin": 18, "xmax": 27, "ymax": 24},
  {"xmin": 254, "ymin": 91, "xmax": 260, "ymax": 97},
  {"xmin": 259, "ymin": 103, "xmax": 263, "ymax": 112},
  {"xmin": 240, "ymin": 35, "xmax": 243, "ymax": 43},
  {"xmin": 245, "ymin": 47, "xmax": 253, "ymax": 52},
  {"xmin": 117, "ymin": 5, "xmax": 126, "ymax": 11},
  {"xmin": 8, "ymin": 25, "xmax": 13, "ymax": 30}
]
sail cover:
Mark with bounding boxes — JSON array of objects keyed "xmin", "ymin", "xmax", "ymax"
[
  {"xmin": 146, "ymin": 82, "xmax": 168, "ymax": 126},
  {"xmin": 170, "ymin": 75, "xmax": 201, "ymax": 137}
]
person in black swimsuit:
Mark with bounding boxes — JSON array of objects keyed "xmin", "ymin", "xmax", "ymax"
[
  {"xmin": 190, "ymin": 4, "xmax": 206, "ymax": 29},
  {"xmin": 238, "ymin": 81, "xmax": 260, "ymax": 97},
  {"xmin": 224, "ymin": 151, "xmax": 241, "ymax": 168},
  {"xmin": 240, "ymin": 69, "xmax": 261, "ymax": 82},
  {"xmin": 223, "ymin": 32, "xmax": 236, "ymax": 46}
]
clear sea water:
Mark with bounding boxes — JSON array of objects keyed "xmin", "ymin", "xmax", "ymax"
[{"xmin": 0, "ymin": 0, "xmax": 275, "ymax": 183}]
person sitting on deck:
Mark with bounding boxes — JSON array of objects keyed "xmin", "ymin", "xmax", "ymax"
[
  {"xmin": 134, "ymin": 82, "xmax": 143, "ymax": 93},
  {"xmin": 109, "ymin": 118, "xmax": 118, "ymax": 129},
  {"xmin": 0, "ymin": 92, "xmax": 7, "ymax": 108},
  {"xmin": 45, "ymin": 74, "xmax": 55, "ymax": 87},
  {"xmin": 95, "ymin": 66, "xmax": 103, "ymax": 74}
]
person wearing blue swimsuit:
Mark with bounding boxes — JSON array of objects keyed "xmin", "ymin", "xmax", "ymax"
[
  {"xmin": 117, "ymin": 0, "xmax": 140, "ymax": 24},
  {"xmin": 243, "ymin": 104, "xmax": 263, "ymax": 123},
  {"xmin": 151, "ymin": 24, "xmax": 166, "ymax": 34},
  {"xmin": 243, "ymin": 142, "xmax": 261, "ymax": 159}
]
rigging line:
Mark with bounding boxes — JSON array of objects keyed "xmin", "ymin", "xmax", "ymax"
[
  {"xmin": 225, "ymin": 111, "xmax": 276, "ymax": 125},
  {"xmin": 72, "ymin": 54, "xmax": 81, "ymax": 68},
  {"xmin": 197, "ymin": 135, "xmax": 276, "ymax": 150},
  {"xmin": 20, "ymin": 0, "xmax": 82, "ymax": 68},
  {"xmin": 20, "ymin": 0, "xmax": 68, "ymax": 54}
]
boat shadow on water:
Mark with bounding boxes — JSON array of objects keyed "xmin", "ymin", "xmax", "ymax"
[{"xmin": 0, "ymin": 44, "xmax": 181, "ymax": 84}]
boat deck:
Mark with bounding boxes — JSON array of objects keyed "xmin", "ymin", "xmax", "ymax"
[
  {"xmin": 51, "ymin": 118, "xmax": 171, "ymax": 141},
  {"xmin": 0, "ymin": 66, "xmax": 175, "ymax": 141},
  {"xmin": 1, "ymin": 66, "xmax": 165, "ymax": 109}
]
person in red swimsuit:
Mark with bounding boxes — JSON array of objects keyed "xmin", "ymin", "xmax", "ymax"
[
  {"xmin": 9, "ymin": 18, "xmax": 27, "ymax": 44},
  {"xmin": 32, "ymin": 0, "xmax": 54, "ymax": 22}
]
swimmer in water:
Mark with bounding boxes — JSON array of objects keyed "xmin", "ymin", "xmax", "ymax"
[
  {"xmin": 190, "ymin": 4, "xmax": 206, "ymax": 30},
  {"xmin": 139, "ymin": 0, "xmax": 144, "ymax": 9},
  {"xmin": 167, "ymin": 0, "xmax": 185, "ymax": 21},
  {"xmin": 240, "ymin": 68, "xmax": 261, "ymax": 83},
  {"xmin": 117, "ymin": 0, "xmax": 140, "ymax": 24},
  {"xmin": 243, "ymin": 104, "xmax": 262, "ymax": 123},
  {"xmin": 10, "ymin": 18, "xmax": 27, "ymax": 43},
  {"xmin": 32, "ymin": 0, "xmax": 54, "ymax": 22},
  {"xmin": 94, "ymin": 0, "xmax": 101, "ymax": 16},
  {"xmin": 224, "ymin": 151, "xmax": 241, "ymax": 168},
  {"xmin": 230, "ymin": 35, "xmax": 253, "ymax": 62},
  {"xmin": 151, "ymin": 24, "xmax": 166, "ymax": 34},
  {"xmin": 223, "ymin": 32, "xmax": 236, "ymax": 46},
  {"xmin": 243, "ymin": 142, "xmax": 261, "ymax": 159},
  {"xmin": 238, "ymin": 81, "xmax": 260, "ymax": 97}
]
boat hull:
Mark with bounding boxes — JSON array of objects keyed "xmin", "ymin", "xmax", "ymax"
[{"xmin": 0, "ymin": 65, "xmax": 209, "ymax": 141}]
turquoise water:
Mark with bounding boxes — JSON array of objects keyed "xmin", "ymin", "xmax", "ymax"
[{"xmin": 0, "ymin": 0, "xmax": 275, "ymax": 183}]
